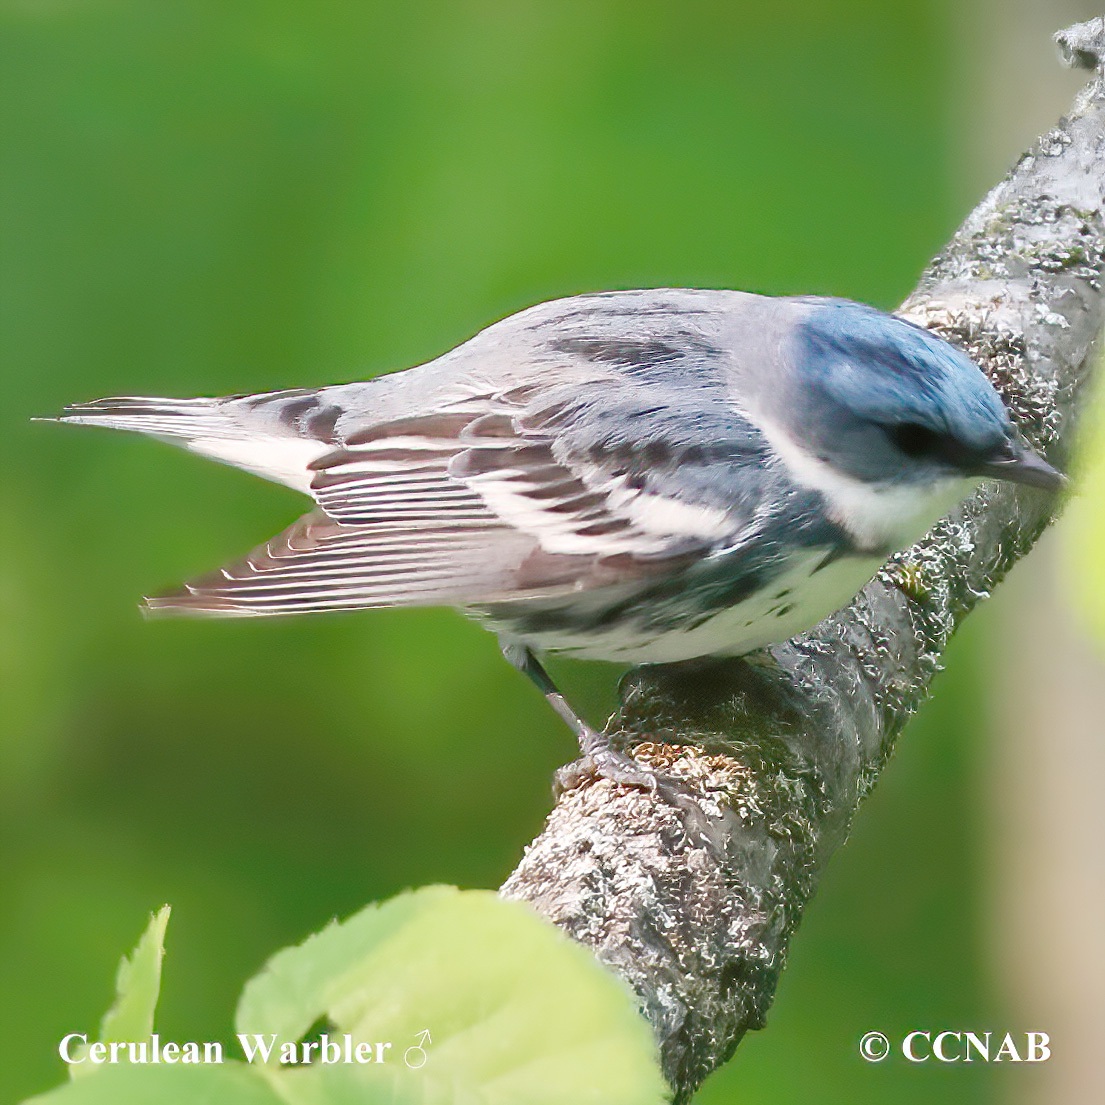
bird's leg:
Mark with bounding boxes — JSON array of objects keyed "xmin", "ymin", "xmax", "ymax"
[{"xmin": 499, "ymin": 640, "xmax": 711, "ymax": 832}]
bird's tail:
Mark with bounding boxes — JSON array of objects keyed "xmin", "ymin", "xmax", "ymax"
[
  {"xmin": 56, "ymin": 394, "xmax": 237, "ymax": 440},
  {"xmin": 54, "ymin": 392, "xmax": 336, "ymax": 493}
]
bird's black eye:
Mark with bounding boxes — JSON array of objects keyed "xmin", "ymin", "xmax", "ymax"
[{"xmin": 890, "ymin": 422, "xmax": 941, "ymax": 458}]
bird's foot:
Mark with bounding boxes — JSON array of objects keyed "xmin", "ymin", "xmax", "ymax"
[
  {"xmin": 553, "ymin": 747, "xmax": 661, "ymax": 798},
  {"xmin": 554, "ymin": 741, "xmax": 715, "ymax": 847},
  {"xmin": 498, "ymin": 640, "xmax": 714, "ymax": 843}
]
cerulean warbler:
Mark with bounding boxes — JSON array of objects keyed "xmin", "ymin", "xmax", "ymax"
[{"xmin": 59, "ymin": 290, "xmax": 1063, "ymax": 787}]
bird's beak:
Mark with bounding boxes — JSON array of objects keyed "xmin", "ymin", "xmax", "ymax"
[{"xmin": 975, "ymin": 443, "xmax": 1067, "ymax": 491}]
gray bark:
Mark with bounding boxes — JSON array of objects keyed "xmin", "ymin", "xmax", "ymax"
[{"xmin": 500, "ymin": 17, "xmax": 1105, "ymax": 1104}]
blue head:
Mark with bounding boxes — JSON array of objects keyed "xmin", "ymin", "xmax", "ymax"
[{"xmin": 784, "ymin": 300, "xmax": 1062, "ymax": 490}]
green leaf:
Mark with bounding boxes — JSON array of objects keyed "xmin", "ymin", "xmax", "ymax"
[
  {"xmin": 26, "ymin": 889, "xmax": 668, "ymax": 1105},
  {"xmin": 69, "ymin": 906, "xmax": 171, "ymax": 1079},
  {"xmin": 237, "ymin": 886, "xmax": 670, "ymax": 1105},
  {"xmin": 99, "ymin": 906, "xmax": 171, "ymax": 1046}
]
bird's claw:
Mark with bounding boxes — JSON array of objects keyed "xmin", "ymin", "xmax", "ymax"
[{"xmin": 552, "ymin": 747, "xmax": 716, "ymax": 849}]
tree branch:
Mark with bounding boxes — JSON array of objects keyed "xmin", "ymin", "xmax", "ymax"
[{"xmin": 500, "ymin": 18, "xmax": 1105, "ymax": 1102}]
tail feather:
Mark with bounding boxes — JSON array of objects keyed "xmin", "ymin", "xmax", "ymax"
[
  {"xmin": 57, "ymin": 393, "xmax": 333, "ymax": 493},
  {"xmin": 57, "ymin": 394, "xmax": 244, "ymax": 440}
]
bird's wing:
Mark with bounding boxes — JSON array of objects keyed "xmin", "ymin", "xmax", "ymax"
[{"xmin": 145, "ymin": 381, "xmax": 780, "ymax": 616}]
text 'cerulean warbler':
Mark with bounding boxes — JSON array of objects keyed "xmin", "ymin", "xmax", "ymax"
[{"xmin": 60, "ymin": 290, "xmax": 1063, "ymax": 791}]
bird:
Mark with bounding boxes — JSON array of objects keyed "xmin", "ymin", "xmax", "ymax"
[{"xmin": 58, "ymin": 289, "xmax": 1063, "ymax": 790}]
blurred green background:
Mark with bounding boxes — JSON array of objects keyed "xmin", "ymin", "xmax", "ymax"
[{"xmin": 2, "ymin": 1, "xmax": 1100, "ymax": 1102}]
